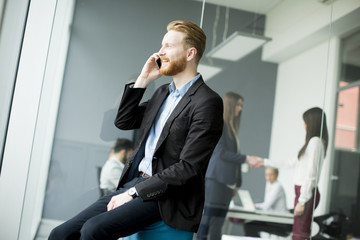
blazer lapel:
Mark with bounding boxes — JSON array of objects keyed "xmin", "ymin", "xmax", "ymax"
[
  {"xmin": 139, "ymin": 85, "xmax": 169, "ymax": 143},
  {"xmin": 123, "ymin": 85, "xmax": 169, "ymax": 182},
  {"xmin": 154, "ymin": 78, "xmax": 204, "ymax": 152}
]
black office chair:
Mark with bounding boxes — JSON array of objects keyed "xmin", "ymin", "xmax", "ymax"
[
  {"xmin": 96, "ymin": 166, "xmax": 106, "ymax": 197},
  {"xmin": 96, "ymin": 166, "xmax": 113, "ymax": 197},
  {"xmin": 312, "ymin": 212, "xmax": 351, "ymax": 240}
]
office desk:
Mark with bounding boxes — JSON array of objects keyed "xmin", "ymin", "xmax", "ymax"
[{"xmin": 227, "ymin": 202, "xmax": 294, "ymax": 224}]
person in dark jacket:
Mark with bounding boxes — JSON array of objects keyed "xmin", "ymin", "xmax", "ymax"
[{"xmin": 197, "ymin": 92, "xmax": 248, "ymax": 240}]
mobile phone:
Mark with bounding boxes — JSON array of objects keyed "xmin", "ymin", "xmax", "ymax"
[{"xmin": 156, "ymin": 58, "xmax": 161, "ymax": 69}]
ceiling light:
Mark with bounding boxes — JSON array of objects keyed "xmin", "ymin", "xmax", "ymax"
[
  {"xmin": 206, "ymin": 31, "xmax": 271, "ymax": 61},
  {"xmin": 198, "ymin": 63, "xmax": 223, "ymax": 81}
]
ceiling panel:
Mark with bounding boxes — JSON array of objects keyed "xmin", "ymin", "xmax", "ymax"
[{"xmin": 193, "ymin": 0, "xmax": 284, "ymax": 14}]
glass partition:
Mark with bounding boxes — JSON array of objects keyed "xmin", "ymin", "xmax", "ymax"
[
  {"xmin": 330, "ymin": 28, "xmax": 360, "ymax": 239},
  {"xmin": 32, "ymin": 0, "xmax": 360, "ymax": 239}
]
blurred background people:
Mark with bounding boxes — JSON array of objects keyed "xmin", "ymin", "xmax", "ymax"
[
  {"xmin": 244, "ymin": 167, "xmax": 290, "ymax": 237},
  {"xmin": 100, "ymin": 138, "xmax": 133, "ymax": 195},
  {"xmin": 255, "ymin": 167, "xmax": 287, "ymax": 212},
  {"xmin": 197, "ymin": 92, "xmax": 249, "ymax": 240},
  {"xmin": 248, "ymin": 107, "xmax": 329, "ymax": 240}
]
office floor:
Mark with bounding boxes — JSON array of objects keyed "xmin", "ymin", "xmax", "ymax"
[{"xmin": 223, "ymin": 219, "xmax": 291, "ymax": 240}]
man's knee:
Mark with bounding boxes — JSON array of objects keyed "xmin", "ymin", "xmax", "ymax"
[
  {"xmin": 48, "ymin": 225, "xmax": 66, "ymax": 240},
  {"xmin": 49, "ymin": 222, "xmax": 81, "ymax": 240},
  {"xmin": 80, "ymin": 218, "xmax": 103, "ymax": 239},
  {"xmin": 48, "ymin": 227, "xmax": 58, "ymax": 240}
]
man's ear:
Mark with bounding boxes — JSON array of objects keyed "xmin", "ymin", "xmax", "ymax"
[
  {"xmin": 187, "ymin": 47, "xmax": 197, "ymax": 61},
  {"xmin": 119, "ymin": 149, "xmax": 126, "ymax": 156}
]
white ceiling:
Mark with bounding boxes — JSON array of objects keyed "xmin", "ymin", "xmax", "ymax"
[{"xmin": 193, "ymin": 0, "xmax": 284, "ymax": 14}]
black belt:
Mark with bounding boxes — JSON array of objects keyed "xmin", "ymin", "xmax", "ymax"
[{"xmin": 139, "ymin": 172, "xmax": 151, "ymax": 178}]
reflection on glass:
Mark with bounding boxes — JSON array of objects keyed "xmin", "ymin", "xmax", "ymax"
[
  {"xmin": 330, "ymin": 28, "xmax": 360, "ymax": 240},
  {"xmin": 0, "ymin": 0, "xmax": 6, "ymax": 33},
  {"xmin": 335, "ymin": 83, "xmax": 359, "ymax": 150},
  {"xmin": 335, "ymin": 29, "xmax": 360, "ymax": 151}
]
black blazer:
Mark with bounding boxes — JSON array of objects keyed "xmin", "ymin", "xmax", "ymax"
[
  {"xmin": 205, "ymin": 125, "xmax": 246, "ymax": 187},
  {"xmin": 114, "ymin": 77, "xmax": 223, "ymax": 232}
]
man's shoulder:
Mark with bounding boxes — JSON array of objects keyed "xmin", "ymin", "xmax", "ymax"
[
  {"xmin": 196, "ymin": 83, "xmax": 222, "ymax": 105},
  {"xmin": 188, "ymin": 78, "xmax": 220, "ymax": 98},
  {"xmin": 202, "ymin": 83, "xmax": 221, "ymax": 98}
]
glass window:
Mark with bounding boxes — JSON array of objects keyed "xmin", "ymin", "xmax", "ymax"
[
  {"xmin": 335, "ymin": 30, "xmax": 360, "ymax": 151},
  {"xmin": 32, "ymin": 0, "xmax": 360, "ymax": 239},
  {"xmin": 331, "ymin": 29, "xmax": 360, "ymax": 239},
  {"xmin": 335, "ymin": 83, "xmax": 359, "ymax": 150}
]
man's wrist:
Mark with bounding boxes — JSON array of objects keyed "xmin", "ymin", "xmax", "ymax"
[
  {"xmin": 128, "ymin": 187, "xmax": 138, "ymax": 199},
  {"xmin": 134, "ymin": 77, "xmax": 150, "ymax": 88}
]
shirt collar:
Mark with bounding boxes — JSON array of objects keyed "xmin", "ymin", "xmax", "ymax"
[
  {"xmin": 168, "ymin": 73, "xmax": 201, "ymax": 97},
  {"xmin": 109, "ymin": 156, "xmax": 118, "ymax": 161}
]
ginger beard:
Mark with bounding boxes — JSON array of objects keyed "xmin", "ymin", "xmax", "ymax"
[{"xmin": 159, "ymin": 54, "xmax": 187, "ymax": 76}]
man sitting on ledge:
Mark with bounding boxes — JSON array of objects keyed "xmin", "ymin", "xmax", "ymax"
[{"xmin": 49, "ymin": 20, "xmax": 223, "ymax": 240}]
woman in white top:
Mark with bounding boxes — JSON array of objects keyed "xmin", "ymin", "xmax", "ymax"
[{"xmin": 249, "ymin": 107, "xmax": 329, "ymax": 240}]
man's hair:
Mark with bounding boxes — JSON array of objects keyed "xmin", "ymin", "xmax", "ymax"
[
  {"xmin": 167, "ymin": 20, "xmax": 206, "ymax": 64},
  {"xmin": 113, "ymin": 138, "xmax": 133, "ymax": 153}
]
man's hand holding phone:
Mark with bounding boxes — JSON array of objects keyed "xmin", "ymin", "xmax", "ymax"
[
  {"xmin": 134, "ymin": 53, "xmax": 162, "ymax": 88},
  {"xmin": 156, "ymin": 57, "xmax": 161, "ymax": 69}
]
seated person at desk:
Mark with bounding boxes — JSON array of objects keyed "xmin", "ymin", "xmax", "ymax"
[
  {"xmin": 100, "ymin": 138, "xmax": 133, "ymax": 195},
  {"xmin": 255, "ymin": 167, "xmax": 287, "ymax": 212},
  {"xmin": 244, "ymin": 167, "xmax": 291, "ymax": 237}
]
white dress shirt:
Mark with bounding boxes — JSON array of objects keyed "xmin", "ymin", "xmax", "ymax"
[
  {"xmin": 264, "ymin": 136, "xmax": 325, "ymax": 205},
  {"xmin": 255, "ymin": 180, "xmax": 287, "ymax": 212},
  {"xmin": 100, "ymin": 156, "xmax": 125, "ymax": 192}
]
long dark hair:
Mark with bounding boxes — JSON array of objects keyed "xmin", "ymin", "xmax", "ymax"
[
  {"xmin": 223, "ymin": 92, "xmax": 243, "ymax": 139},
  {"xmin": 298, "ymin": 107, "xmax": 329, "ymax": 159}
]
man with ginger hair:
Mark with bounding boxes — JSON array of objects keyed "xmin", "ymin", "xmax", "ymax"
[{"xmin": 49, "ymin": 20, "xmax": 223, "ymax": 239}]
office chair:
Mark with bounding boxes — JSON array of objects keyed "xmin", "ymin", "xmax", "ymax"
[
  {"xmin": 96, "ymin": 166, "xmax": 106, "ymax": 197},
  {"xmin": 312, "ymin": 212, "xmax": 351, "ymax": 240}
]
